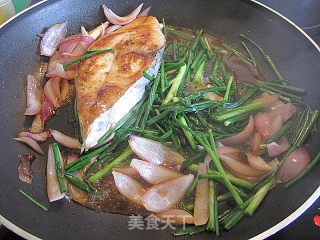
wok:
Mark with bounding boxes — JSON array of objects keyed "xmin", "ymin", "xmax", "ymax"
[{"xmin": 0, "ymin": 0, "xmax": 319, "ymax": 239}]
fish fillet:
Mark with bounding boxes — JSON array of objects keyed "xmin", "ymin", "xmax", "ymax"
[{"xmin": 76, "ymin": 16, "xmax": 165, "ymax": 150}]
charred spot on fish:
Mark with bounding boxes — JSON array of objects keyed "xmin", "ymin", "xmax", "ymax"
[
  {"xmin": 123, "ymin": 39, "xmax": 134, "ymax": 46},
  {"xmin": 97, "ymin": 85, "xmax": 122, "ymax": 98}
]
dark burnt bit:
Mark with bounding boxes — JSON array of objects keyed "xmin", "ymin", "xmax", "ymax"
[{"xmin": 97, "ymin": 85, "xmax": 122, "ymax": 98}]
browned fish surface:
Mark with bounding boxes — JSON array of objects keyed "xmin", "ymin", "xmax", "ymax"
[{"xmin": 76, "ymin": 16, "xmax": 165, "ymax": 149}]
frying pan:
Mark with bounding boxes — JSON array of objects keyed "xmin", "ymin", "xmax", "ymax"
[{"xmin": 0, "ymin": 0, "xmax": 319, "ymax": 239}]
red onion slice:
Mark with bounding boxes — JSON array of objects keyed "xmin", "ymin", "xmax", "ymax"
[
  {"xmin": 219, "ymin": 154, "xmax": 269, "ymax": 177},
  {"xmin": 18, "ymin": 131, "xmax": 51, "ymax": 142},
  {"xmin": 14, "ymin": 137, "xmax": 44, "ymax": 155},
  {"xmin": 251, "ymin": 94, "xmax": 280, "ymax": 108},
  {"xmin": 102, "ymin": 4, "xmax": 143, "ymax": 25},
  {"xmin": 130, "ymin": 159, "xmax": 183, "ymax": 184},
  {"xmin": 194, "ymin": 163, "xmax": 209, "ymax": 226},
  {"xmin": 105, "ymin": 25, "xmax": 122, "ymax": 35},
  {"xmin": 18, "ymin": 154, "xmax": 35, "ymax": 184},
  {"xmin": 112, "ymin": 171, "xmax": 146, "ymax": 206},
  {"xmin": 113, "ymin": 167, "xmax": 139, "ymax": 177},
  {"xmin": 155, "ymin": 209, "xmax": 194, "ymax": 224},
  {"xmin": 25, "ymin": 75, "xmax": 43, "ymax": 116},
  {"xmin": 142, "ymin": 174, "xmax": 194, "ymax": 212},
  {"xmin": 231, "ymin": 158, "xmax": 279, "ymax": 183},
  {"xmin": 269, "ymin": 103, "xmax": 297, "ymax": 122},
  {"xmin": 89, "ymin": 21, "xmax": 109, "ymax": 39},
  {"xmin": 137, "ymin": 7, "xmax": 151, "ymax": 17},
  {"xmin": 47, "ymin": 144, "xmax": 66, "ymax": 202},
  {"xmin": 58, "ymin": 38, "xmax": 81, "ymax": 56},
  {"xmin": 50, "ymin": 129, "xmax": 81, "ymax": 149},
  {"xmin": 44, "ymin": 77, "xmax": 60, "ymax": 108},
  {"xmin": 80, "ymin": 26, "xmax": 95, "ymax": 46},
  {"xmin": 129, "ymin": 135, "xmax": 185, "ymax": 165},
  {"xmin": 40, "ymin": 96, "xmax": 54, "ymax": 127},
  {"xmin": 40, "ymin": 22, "xmax": 68, "ymax": 56},
  {"xmin": 216, "ymin": 145, "xmax": 242, "ymax": 155},
  {"xmin": 220, "ymin": 115, "xmax": 254, "ymax": 146},
  {"xmin": 267, "ymin": 135, "xmax": 290, "ymax": 157},
  {"xmin": 276, "ymin": 147, "xmax": 310, "ymax": 183},
  {"xmin": 270, "ymin": 115, "xmax": 284, "ymax": 136},
  {"xmin": 250, "ymin": 132, "xmax": 262, "ymax": 153},
  {"xmin": 246, "ymin": 153, "xmax": 273, "ymax": 171},
  {"xmin": 254, "ymin": 113, "xmax": 272, "ymax": 140},
  {"xmin": 60, "ymin": 79, "xmax": 70, "ymax": 100},
  {"xmin": 46, "ymin": 63, "xmax": 73, "ymax": 80}
]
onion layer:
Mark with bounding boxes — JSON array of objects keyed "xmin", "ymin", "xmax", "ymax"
[
  {"xmin": 142, "ymin": 174, "xmax": 194, "ymax": 212},
  {"xmin": 129, "ymin": 135, "xmax": 185, "ymax": 165},
  {"xmin": 102, "ymin": 4, "xmax": 143, "ymax": 25},
  {"xmin": 276, "ymin": 147, "xmax": 310, "ymax": 183},
  {"xmin": 14, "ymin": 137, "xmax": 44, "ymax": 155},
  {"xmin": 254, "ymin": 113, "xmax": 272, "ymax": 140},
  {"xmin": 194, "ymin": 163, "xmax": 209, "ymax": 226},
  {"xmin": 251, "ymin": 94, "xmax": 280, "ymax": 108},
  {"xmin": 246, "ymin": 153, "xmax": 272, "ymax": 171},
  {"xmin": 47, "ymin": 144, "xmax": 65, "ymax": 202},
  {"xmin": 130, "ymin": 159, "xmax": 182, "ymax": 185},
  {"xmin": 25, "ymin": 75, "xmax": 43, "ymax": 115},
  {"xmin": 112, "ymin": 171, "xmax": 146, "ymax": 206},
  {"xmin": 40, "ymin": 22, "xmax": 68, "ymax": 56},
  {"xmin": 18, "ymin": 131, "xmax": 51, "ymax": 142},
  {"xmin": 267, "ymin": 135, "xmax": 290, "ymax": 157},
  {"xmin": 269, "ymin": 103, "xmax": 297, "ymax": 122},
  {"xmin": 50, "ymin": 129, "xmax": 81, "ymax": 149},
  {"xmin": 113, "ymin": 167, "xmax": 139, "ymax": 177},
  {"xmin": 220, "ymin": 115, "xmax": 254, "ymax": 146}
]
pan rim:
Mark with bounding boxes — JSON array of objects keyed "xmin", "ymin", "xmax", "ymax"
[{"xmin": 0, "ymin": 0, "xmax": 319, "ymax": 239}]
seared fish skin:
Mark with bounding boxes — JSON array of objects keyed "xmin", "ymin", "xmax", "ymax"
[{"xmin": 76, "ymin": 16, "xmax": 165, "ymax": 150}]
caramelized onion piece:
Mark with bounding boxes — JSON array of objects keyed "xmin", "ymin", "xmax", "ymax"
[
  {"xmin": 130, "ymin": 159, "xmax": 182, "ymax": 185},
  {"xmin": 14, "ymin": 137, "xmax": 44, "ymax": 155},
  {"xmin": 129, "ymin": 135, "xmax": 185, "ymax": 165},
  {"xmin": 194, "ymin": 163, "xmax": 209, "ymax": 226},
  {"xmin": 142, "ymin": 174, "xmax": 194, "ymax": 212},
  {"xmin": 220, "ymin": 115, "xmax": 254, "ymax": 146},
  {"xmin": 276, "ymin": 147, "xmax": 310, "ymax": 183},
  {"xmin": 47, "ymin": 144, "xmax": 65, "ymax": 202},
  {"xmin": 50, "ymin": 129, "xmax": 81, "ymax": 149},
  {"xmin": 30, "ymin": 114, "xmax": 44, "ymax": 133},
  {"xmin": 112, "ymin": 171, "xmax": 146, "ymax": 206},
  {"xmin": 155, "ymin": 209, "xmax": 194, "ymax": 224},
  {"xmin": 246, "ymin": 153, "xmax": 272, "ymax": 171},
  {"xmin": 18, "ymin": 154, "xmax": 35, "ymax": 184}
]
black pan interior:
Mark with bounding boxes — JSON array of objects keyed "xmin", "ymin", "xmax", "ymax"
[{"xmin": 0, "ymin": 0, "xmax": 319, "ymax": 239}]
